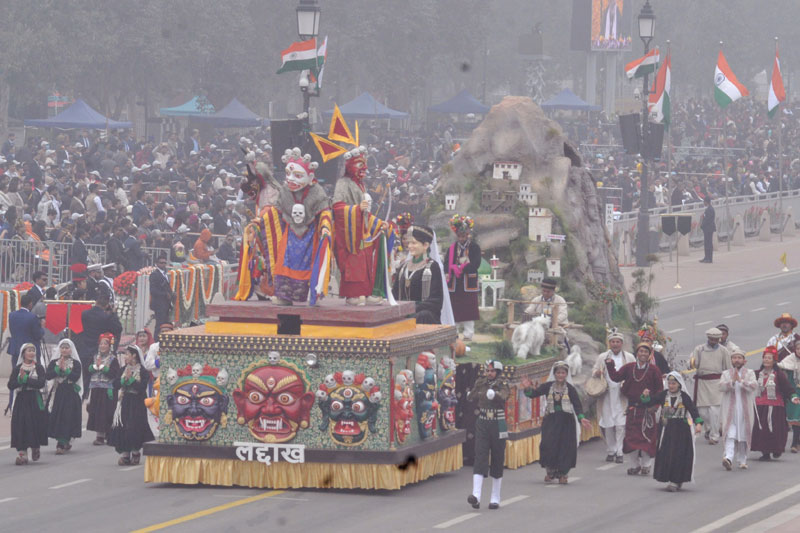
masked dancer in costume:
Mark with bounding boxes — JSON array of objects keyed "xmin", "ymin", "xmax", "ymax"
[
  {"xmin": 720, "ymin": 348, "xmax": 757, "ymax": 470},
  {"xmin": 640, "ymin": 372, "xmax": 702, "ymax": 491},
  {"xmin": 752, "ymin": 346, "xmax": 800, "ymax": 461},
  {"xmin": 108, "ymin": 345, "xmax": 154, "ymax": 465},
  {"xmin": 778, "ymin": 342, "xmax": 800, "ymax": 452},
  {"xmin": 332, "ymin": 146, "xmax": 390, "ymax": 306},
  {"xmin": 606, "ymin": 342, "xmax": 663, "ymax": 476},
  {"xmin": 46, "ymin": 339, "xmax": 82, "ymax": 454},
  {"xmin": 7, "ymin": 343, "xmax": 48, "ymax": 465},
  {"xmin": 444, "ymin": 215, "xmax": 480, "ymax": 342},
  {"xmin": 522, "ymin": 361, "xmax": 592, "ymax": 484},
  {"xmin": 467, "ymin": 360, "xmax": 510, "ymax": 510},
  {"xmin": 86, "ymin": 333, "xmax": 120, "ymax": 445},
  {"xmin": 392, "ymin": 225, "xmax": 454, "ymax": 325}
]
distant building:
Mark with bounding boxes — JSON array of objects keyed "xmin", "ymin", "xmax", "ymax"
[
  {"xmin": 518, "ymin": 184, "xmax": 537, "ymax": 206},
  {"xmin": 492, "ymin": 161, "xmax": 522, "ymax": 181},
  {"xmin": 528, "ymin": 207, "xmax": 553, "ymax": 242}
]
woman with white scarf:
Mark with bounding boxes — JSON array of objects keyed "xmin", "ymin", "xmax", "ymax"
[
  {"xmin": 107, "ymin": 345, "xmax": 154, "ymax": 466},
  {"xmin": 45, "ymin": 339, "xmax": 83, "ymax": 454},
  {"xmin": 7, "ymin": 343, "xmax": 48, "ymax": 465}
]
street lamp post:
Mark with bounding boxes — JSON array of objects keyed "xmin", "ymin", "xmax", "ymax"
[
  {"xmin": 296, "ymin": 0, "xmax": 321, "ymax": 125},
  {"xmin": 635, "ymin": 0, "xmax": 655, "ymax": 267}
]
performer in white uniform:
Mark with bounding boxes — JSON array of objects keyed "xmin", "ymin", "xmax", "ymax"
[{"xmin": 593, "ymin": 328, "xmax": 635, "ymax": 463}]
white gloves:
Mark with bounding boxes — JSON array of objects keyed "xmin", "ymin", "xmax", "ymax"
[{"xmin": 486, "ymin": 389, "xmax": 496, "ymax": 400}]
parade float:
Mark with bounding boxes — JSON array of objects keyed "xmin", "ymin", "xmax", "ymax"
[{"xmin": 144, "ymin": 135, "xmax": 465, "ymax": 490}]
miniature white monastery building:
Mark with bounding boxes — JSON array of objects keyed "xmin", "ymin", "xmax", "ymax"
[
  {"xmin": 528, "ymin": 207, "xmax": 553, "ymax": 242},
  {"xmin": 492, "ymin": 161, "xmax": 522, "ymax": 181}
]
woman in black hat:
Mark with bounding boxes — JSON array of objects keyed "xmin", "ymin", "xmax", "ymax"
[{"xmin": 392, "ymin": 225, "xmax": 443, "ymax": 324}]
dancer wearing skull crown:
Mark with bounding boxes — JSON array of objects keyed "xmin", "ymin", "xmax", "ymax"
[
  {"xmin": 333, "ymin": 146, "xmax": 391, "ymax": 306},
  {"xmin": 235, "ymin": 148, "xmax": 332, "ymax": 305},
  {"xmin": 107, "ymin": 346, "xmax": 154, "ymax": 466},
  {"xmin": 444, "ymin": 215, "xmax": 480, "ymax": 341}
]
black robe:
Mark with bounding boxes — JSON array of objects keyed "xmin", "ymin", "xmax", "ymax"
[
  {"xmin": 8, "ymin": 363, "xmax": 49, "ymax": 450},
  {"xmin": 392, "ymin": 259, "xmax": 443, "ymax": 324},
  {"xmin": 46, "ymin": 359, "xmax": 83, "ymax": 441},
  {"xmin": 107, "ymin": 366, "xmax": 155, "ymax": 452},
  {"xmin": 525, "ymin": 381, "xmax": 584, "ymax": 475},
  {"xmin": 443, "ymin": 240, "xmax": 481, "ymax": 323},
  {"xmin": 642, "ymin": 390, "xmax": 701, "ymax": 484}
]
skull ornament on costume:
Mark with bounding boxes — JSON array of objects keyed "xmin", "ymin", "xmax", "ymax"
[
  {"xmin": 316, "ymin": 370, "xmax": 381, "ymax": 446},
  {"xmin": 437, "ymin": 357, "xmax": 458, "ymax": 432},
  {"xmin": 291, "ymin": 204, "xmax": 306, "ymax": 225},
  {"xmin": 392, "ymin": 370, "xmax": 415, "ymax": 443},
  {"xmin": 282, "ymin": 148, "xmax": 318, "ymax": 192},
  {"xmin": 232, "ymin": 359, "xmax": 314, "ymax": 443},
  {"xmin": 415, "ymin": 352, "xmax": 438, "ymax": 440},
  {"xmin": 165, "ymin": 364, "xmax": 229, "ymax": 441}
]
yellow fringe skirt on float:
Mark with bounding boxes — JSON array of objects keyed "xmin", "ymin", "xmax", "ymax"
[{"xmin": 145, "ymin": 444, "xmax": 463, "ymax": 491}]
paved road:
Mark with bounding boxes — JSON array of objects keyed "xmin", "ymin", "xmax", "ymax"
[{"xmin": 3, "ymin": 273, "xmax": 800, "ymax": 532}]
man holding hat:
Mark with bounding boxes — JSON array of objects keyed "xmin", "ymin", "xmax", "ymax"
[
  {"xmin": 466, "ymin": 360, "xmax": 510, "ymax": 510},
  {"xmin": 525, "ymin": 277, "xmax": 568, "ymax": 328},
  {"xmin": 768, "ymin": 313, "xmax": 800, "ymax": 362},
  {"xmin": 593, "ymin": 327, "xmax": 635, "ymax": 463},
  {"xmin": 690, "ymin": 328, "xmax": 732, "ymax": 444}
]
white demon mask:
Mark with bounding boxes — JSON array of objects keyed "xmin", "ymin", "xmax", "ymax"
[
  {"xmin": 282, "ymin": 148, "xmax": 318, "ymax": 192},
  {"xmin": 291, "ymin": 203, "xmax": 306, "ymax": 225}
]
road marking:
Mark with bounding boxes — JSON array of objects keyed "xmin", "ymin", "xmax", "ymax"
[
  {"xmin": 0, "ymin": 497, "xmax": 18, "ymax": 504},
  {"xmin": 691, "ymin": 482, "xmax": 800, "ymax": 533},
  {"xmin": 746, "ymin": 347, "xmax": 764, "ymax": 357},
  {"xmin": 735, "ymin": 501, "xmax": 800, "ymax": 532},
  {"xmin": 723, "ymin": 314, "xmax": 740, "ymax": 319},
  {"xmin": 132, "ymin": 490, "xmax": 285, "ymax": 532},
  {"xmin": 695, "ymin": 321, "xmax": 712, "ymax": 326},
  {"xmin": 597, "ymin": 464, "xmax": 618, "ymax": 471},
  {"xmin": 433, "ymin": 513, "xmax": 480, "ymax": 529},
  {"xmin": 0, "ymin": 445, "xmax": 9, "ymax": 451},
  {"xmin": 121, "ymin": 465, "xmax": 143, "ymax": 472},
  {"xmin": 49, "ymin": 478, "xmax": 91, "ymax": 490},
  {"xmin": 777, "ymin": 301, "xmax": 791, "ymax": 306},
  {"xmin": 501, "ymin": 495, "xmax": 529, "ymax": 507},
  {"xmin": 751, "ymin": 307, "xmax": 766, "ymax": 312},
  {"xmin": 667, "ymin": 328, "xmax": 684, "ymax": 334}
]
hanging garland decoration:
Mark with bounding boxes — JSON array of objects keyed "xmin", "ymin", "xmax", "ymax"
[
  {"xmin": 168, "ymin": 270, "xmax": 181, "ymax": 324},
  {"xmin": 199, "ymin": 264, "xmax": 218, "ymax": 306},
  {"xmin": 181, "ymin": 266, "xmax": 196, "ymax": 312}
]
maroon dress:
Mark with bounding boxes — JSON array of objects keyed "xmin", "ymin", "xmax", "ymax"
[
  {"xmin": 751, "ymin": 368, "xmax": 794, "ymax": 455},
  {"xmin": 444, "ymin": 240, "xmax": 480, "ymax": 323},
  {"xmin": 606, "ymin": 361, "xmax": 663, "ymax": 457}
]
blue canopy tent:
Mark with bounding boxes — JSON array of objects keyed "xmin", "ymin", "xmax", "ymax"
[
  {"xmin": 324, "ymin": 92, "xmax": 409, "ymax": 119},
  {"xmin": 429, "ymin": 89, "xmax": 490, "ymax": 114},
  {"xmin": 24, "ymin": 99, "xmax": 132, "ymax": 129},
  {"xmin": 194, "ymin": 98, "xmax": 266, "ymax": 128},
  {"xmin": 540, "ymin": 89, "xmax": 601, "ymax": 112},
  {"xmin": 159, "ymin": 96, "xmax": 215, "ymax": 117}
]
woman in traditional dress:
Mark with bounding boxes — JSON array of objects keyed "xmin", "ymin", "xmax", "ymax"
[
  {"xmin": 752, "ymin": 346, "xmax": 799, "ymax": 461},
  {"xmin": 7, "ymin": 343, "xmax": 48, "ymax": 465},
  {"xmin": 392, "ymin": 225, "xmax": 447, "ymax": 324},
  {"xmin": 86, "ymin": 332, "xmax": 120, "ymax": 445},
  {"xmin": 46, "ymin": 339, "xmax": 82, "ymax": 454},
  {"xmin": 641, "ymin": 372, "xmax": 703, "ymax": 492},
  {"xmin": 777, "ymin": 342, "xmax": 800, "ymax": 453},
  {"xmin": 444, "ymin": 215, "xmax": 481, "ymax": 341},
  {"xmin": 521, "ymin": 361, "xmax": 592, "ymax": 484},
  {"xmin": 135, "ymin": 329, "xmax": 153, "ymax": 358},
  {"xmin": 107, "ymin": 345, "xmax": 154, "ymax": 465}
]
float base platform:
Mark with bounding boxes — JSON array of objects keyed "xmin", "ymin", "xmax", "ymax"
[{"xmin": 144, "ymin": 429, "xmax": 465, "ymax": 490}]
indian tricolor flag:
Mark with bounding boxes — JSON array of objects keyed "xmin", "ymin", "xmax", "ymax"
[
  {"xmin": 277, "ymin": 38, "xmax": 318, "ymax": 74},
  {"xmin": 768, "ymin": 46, "xmax": 786, "ymax": 118},
  {"xmin": 625, "ymin": 48, "xmax": 660, "ymax": 79},
  {"xmin": 714, "ymin": 50, "xmax": 749, "ymax": 108},
  {"xmin": 648, "ymin": 52, "xmax": 671, "ymax": 129}
]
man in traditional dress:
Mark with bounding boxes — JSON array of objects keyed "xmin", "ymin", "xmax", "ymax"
[
  {"xmin": 717, "ymin": 323, "xmax": 740, "ymax": 355},
  {"xmin": 467, "ymin": 360, "xmax": 510, "ymax": 510},
  {"xmin": 720, "ymin": 348, "xmax": 758, "ymax": 470},
  {"xmin": 768, "ymin": 313, "xmax": 800, "ymax": 362},
  {"xmin": 606, "ymin": 342, "xmax": 664, "ymax": 476},
  {"xmin": 444, "ymin": 215, "xmax": 480, "ymax": 341},
  {"xmin": 606, "ymin": 342, "xmax": 663, "ymax": 476},
  {"xmin": 525, "ymin": 277, "xmax": 568, "ymax": 327},
  {"xmin": 690, "ymin": 328, "xmax": 732, "ymax": 445},
  {"xmin": 332, "ymin": 146, "xmax": 389, "ymax": 306},
  {"xmin": 593, "ymin": 328, "xmax": 635, "ymax": 463}
]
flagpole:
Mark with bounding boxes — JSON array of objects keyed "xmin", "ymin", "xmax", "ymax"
[
  {"xmin": 666, "ymin": 40, "xmax": 673, "ymax": 211},
  {"xmin": 777, "ymin": 37, "xmax": 784, "ymax": 243},
  {"xmin": 721, "ymin": 41, "xmax": 731, "ymax": 252}
]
